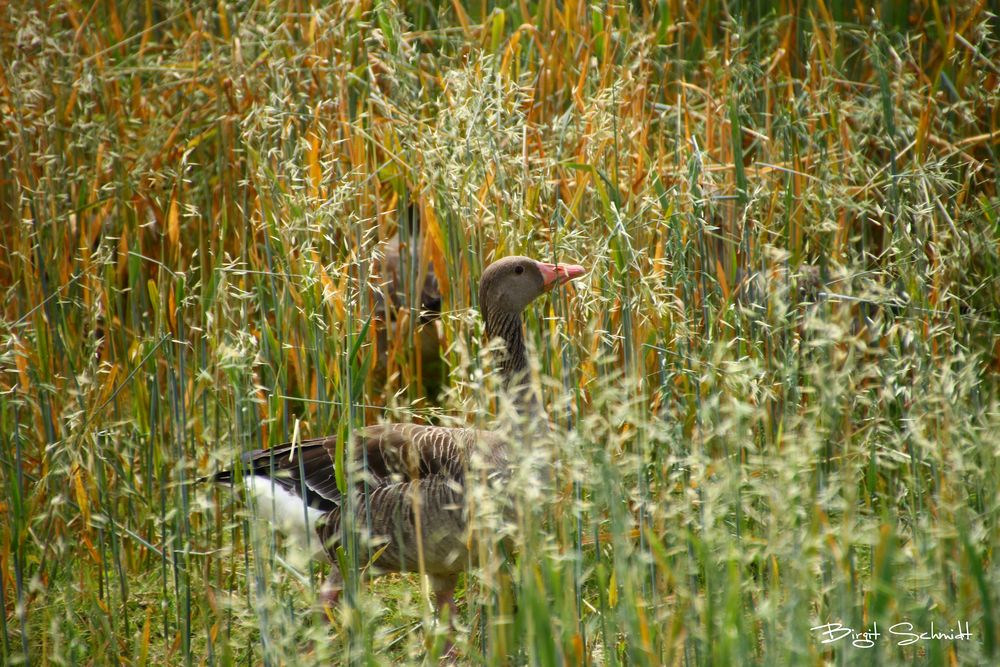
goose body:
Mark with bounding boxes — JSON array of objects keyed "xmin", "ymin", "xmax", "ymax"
[
  {"xmin": 211, "ymin": 256, "xmax": 584, "ymax": 614},
  {"xmin": 220, "ymin": 425, "xmax": 504, "ymax": 574}
]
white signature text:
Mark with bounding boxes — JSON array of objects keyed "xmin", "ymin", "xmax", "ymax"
[{"xmin": 811, "ymin": 621, "xmax": 973, "ymax": 648}]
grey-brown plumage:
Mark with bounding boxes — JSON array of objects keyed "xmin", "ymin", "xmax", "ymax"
[
  {"xmin": 211, "ymin": 255, "xmax": 585, "ymax": 619},
  {"xmin": 734, "ymin": 264, "xmax": 907, "ymax": 334},
  {"xmin": 734, "ymin": 264, "xmax": 824, "ymax": 312},
  {"xmin": 371, "ymin": 211, "xmax": 445, "ymax": 397}
]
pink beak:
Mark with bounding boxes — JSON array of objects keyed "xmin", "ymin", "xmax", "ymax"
[{"xmin": 537, "ymin": 261, "xmax": 586, "ymax": 290}]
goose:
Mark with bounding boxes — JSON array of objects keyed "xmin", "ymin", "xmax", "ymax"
[
  {"xmin": 372, "ymin": 209, "xmax": 445, "ymax": 397},
  {"xmin": 373, "ymin": 212, "xmax": 442, "ymax": 322},
  {"xmin": 734, "ymin": 264, "xmax": 824, "ymax": 314},
  {"xmin": 734, "ymin": 264, "xmax": 906, "ymax": 335},
  {"xmin": 210, "ymin": 255, "xmax": 585, "ymax": 622}
]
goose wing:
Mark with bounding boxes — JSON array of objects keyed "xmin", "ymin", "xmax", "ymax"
[
  {"xmin": 212, "ymin": 436, "xmax": 341, "ymax": 512},
  {"xmin": 213, "ymin": 424, "xmax": 502, "ymax": 506},
  {"xmin": 357, "ymin": 423, "xmax": 502, "ymax": 485}
]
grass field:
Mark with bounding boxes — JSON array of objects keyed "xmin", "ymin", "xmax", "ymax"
[{"xmin": 2, "ymin": 1, "xmax": 999, "ymax": 665}]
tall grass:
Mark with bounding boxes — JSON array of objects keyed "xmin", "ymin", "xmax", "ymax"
[{"xmin": 2, "ymin": 1, "xmax": 999, "ymax": 665}]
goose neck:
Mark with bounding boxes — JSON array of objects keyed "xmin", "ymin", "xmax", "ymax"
[
  {"xmin": 485, "ymin": 308, "xmax": 549, "ymax": 431},
  {"xmin": 485, "ymin": 309, "xmax": 529, "ymax": 383}
]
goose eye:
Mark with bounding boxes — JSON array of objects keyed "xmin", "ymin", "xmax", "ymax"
[{"xmin": 514, "ymin": 265, "xmax": 524, "ymax": 275}]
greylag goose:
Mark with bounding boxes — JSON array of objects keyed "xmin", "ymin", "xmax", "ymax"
[
  {"xmin": 734, "ymin": 264, "xmax": 824, "ymax": 313},
  {"xmin": 371, "ymin": 208, "xmax": 445, "ymax": 397},
  {"xmin": 373, "ymin": 210, "xmax": 442, "ymax": 322},
  {"xmin": 210, "ymin": 256, "xmax": 584, "ymax": 621},
  {"xmin": 734, "ymin": 264, "xmax": 906, "ymax": 334}
]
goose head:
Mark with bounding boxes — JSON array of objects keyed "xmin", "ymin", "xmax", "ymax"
[{"xmin": 479, "ymin": 256, "xmax": 585, "ymax": 319}]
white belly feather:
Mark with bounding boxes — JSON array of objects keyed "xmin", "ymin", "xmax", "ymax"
[{"xmin": 244, "ymin": 475, "xmax": 328, "ymax": 563}]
